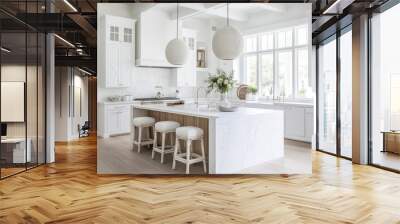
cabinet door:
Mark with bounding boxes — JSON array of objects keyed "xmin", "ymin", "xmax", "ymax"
[
  {"xmin": 107, "ymin": 110, "xmax": 120, "ymax": 134},
  {"xmin": 118, "ymin": 109, "xmax": 131, "ymax": 133},
  {"xmin": 304, "ymin": 108, "xmax": 314, "ymax": 142},
  {"xmin": 176, "ymin": 29, "xmax": 196, "ymax": 87},
  {"xmin": 284, "ymin": 107, "xmax": 305, "ymax": 139},
  {"xmin": 106, "ymin": 41, "xmax": 120, "ymax": 88},
  {"xmin": 118, "ymin": 45, "xmax": 132, "ymax": 87}
]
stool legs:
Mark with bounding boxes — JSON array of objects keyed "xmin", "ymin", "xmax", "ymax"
[
  {"xmin": 137, "ymin": 127, "xmax": 142, "ymax": 153},
  {"xmin": 131, "ymin": 126, "xmax": 136, "ymax": 150},
  {"xmin": 186, "ymin": 140, "xmax": 192, "ymax": 174},
  {"xmin": 147, "ymin": 127, "xmax": 152, "ymax": 149},
  {"xmin": 172, "ymin": 137, "xmax": 179, "ymax": 170},
  {"xmin": 152, "ymin": 129, "xmax": 157, "ymax": 159},
  {"xmin": 161, "ymin": 133, "xmax": 166, "ymax": 164},
  {"xmin": 201, "ymin": 138, "xmax": 207, "ymax": 173}
]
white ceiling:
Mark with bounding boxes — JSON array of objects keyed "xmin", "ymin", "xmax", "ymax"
[{"xmin": 153, "ymin": 3, "xmax": 289, "ymax": 22}]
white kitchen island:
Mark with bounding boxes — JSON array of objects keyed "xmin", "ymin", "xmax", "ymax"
[{"xmin": 132, "ymin": 103, "xmax": 284, "ymax": 174}]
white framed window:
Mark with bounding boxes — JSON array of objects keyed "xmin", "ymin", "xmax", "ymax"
[
  {"xmin": 240, "ymin": 24, "xmax": 311, "ymax": 100},
  {"xmin": 109, "ymin": 26, "xmax": 119, "ymax": 41},
  {"xmin": 123, "ymin": 28, "xmax": 132, "ymax": 43}
]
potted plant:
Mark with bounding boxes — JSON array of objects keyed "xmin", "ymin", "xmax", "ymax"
[
  {"xmin": 206, "ymin": 69, "xmax": 236, "ymax": 105},
  {"xmin": 246, "ymin": 85, "xmax": 258, "ymax": 101}
]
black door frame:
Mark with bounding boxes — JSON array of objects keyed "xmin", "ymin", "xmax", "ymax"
[
  {"xmin": 367, "ymin": 1, "xmax": 400, "ymax": 173},
  {"xmin": 315, "ymin": 24, "xmax": 353, "ymax": 161}
]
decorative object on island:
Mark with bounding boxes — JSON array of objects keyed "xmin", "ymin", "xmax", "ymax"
[
  {"xmin": 212, "ymin": 3, "xmax": 243, "ymax": 60},
  {"xmin": 206, "ymin": 69, "xmax": 237, "ymax": 111},
  {"xmin": 196, "ymin": 49, "xmax": 206, "ymax": 67},
  {"xmin": 246, "ymin": 85, "xmax": 258, "ymax": 101},
  {"xmin": 236, "ymin": 84, "xmax": 248, "ymax": 100},
  {"xmin": 165, "ymin": 3, "xmax": 188, "ymax": 65}
]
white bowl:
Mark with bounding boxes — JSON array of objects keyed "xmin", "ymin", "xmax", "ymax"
[{"xmin": 218, "ymin": 105, "xmax": 238, "ymax": 112}]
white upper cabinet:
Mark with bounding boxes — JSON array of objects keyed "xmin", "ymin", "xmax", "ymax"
[
  {"xmin": 172, "ymin": 28, "xmax": 197, "ymax": 87},
  {"xmin": 136, "ymin": 9, "xmax": 182, "ymax": 68},
  {"xmin": 99, "ymin": 15, "xmax": 135, "ymax": 88}
]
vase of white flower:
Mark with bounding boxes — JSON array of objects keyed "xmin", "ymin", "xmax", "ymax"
[{"xmin": 207, "ymin": 69, "xmax": 236, "ymax": 107}]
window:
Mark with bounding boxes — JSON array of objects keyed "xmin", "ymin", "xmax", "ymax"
[
  {"xmin": 295, "ymin": 26, "xmax": 307, "ymax": 45},
  {"xmin": 244, "ymin": 55, "xmax": 257, "ymax": 86},
  {"xmin": 277, "ymin": 29, "xmax": 292, "ymax": 48},
  {"xmin": 318, "ymin": 38, "xmax": 337, "ymax": 155},
  {"xmin": 240, "ymin": 24, "xmax": 311, "ymax": 100},
  {"xmin": 260, "ymin": 33, "xmax": 273, "ymax": 51},
  {"xmin": 296, "ymin": 47, "xmax": 312, "ymax": 98},
  {"xmin": 277, "ymin": 51, "xmax": 293, "ymax": 98},
  {"xmin": 244, "ymin": 35, "xmax": 257, "ymax": 52},
  {"xmin": 123, "ymin": 28, "xmax": 132, "ymax": 43},
  {"xmin": 260, "ymin": 53, "xmax": 274, "ymax": 98},
  {"xmin": 110, "ymin": 26, "xmax": 119, "ymax": 41},
  {"xmin": 370, "ymin": 3, "xmax": 400, "ymax": 171}
]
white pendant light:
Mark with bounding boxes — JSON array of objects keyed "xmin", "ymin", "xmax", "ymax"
[
  {"xmin": 212, "ymin": 3, "xmax": 243, "ymax": 60},
  {"xmin": 165, "ymin": 3, "xmax": 189, "ymax": 65}
]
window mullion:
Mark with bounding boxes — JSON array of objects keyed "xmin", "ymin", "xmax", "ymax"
[
  {"xmin": 292, "ymin": 27, "xmax": 296, "ymax": 100},
  {"xmin": 273, "ymin": 32, "xmax": 278, "ymax": 100}
]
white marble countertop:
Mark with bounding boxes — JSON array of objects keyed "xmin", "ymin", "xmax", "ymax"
[
  {"xmin": 100, "ymin": 99, "xmax": 181, "ymax": 105},
  {"xmin": 133, "ymin": 103, "xmax": 280, "ymax": 119},
  {"xmin": 99, "ymin": 98, "xmax": 313, "ymax": 107}
]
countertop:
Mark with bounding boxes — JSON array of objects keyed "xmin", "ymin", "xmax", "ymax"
[
  {"xmin": 99, "ymin": 98, "xmax": 314, "ymax": 107},
  {"xmin": 133, "ymin": 103, "xmax": 281, "ymax": 119},
  {"xmin": 99, "ymin": 99, "xmax": 181, "ymax": 105}
]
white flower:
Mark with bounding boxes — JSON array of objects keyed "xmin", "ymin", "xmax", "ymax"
[
  {"xmin": 224, "ymin": 80, "xmax": 228, "ymax": 85},
  {"xmin": 217, "ymin": 78, "xmax": 222, "ymax": 84}
]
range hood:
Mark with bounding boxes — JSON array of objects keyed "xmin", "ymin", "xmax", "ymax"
[{"xmin": 135, "ymin": 9, "xmax": 183, "ymax": 68}]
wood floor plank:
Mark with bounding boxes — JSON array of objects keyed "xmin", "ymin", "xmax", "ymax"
[{"xmin": 0, "ymin": 135, "xmax": 400, "ymax": 223}]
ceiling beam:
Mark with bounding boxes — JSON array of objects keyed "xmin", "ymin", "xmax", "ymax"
[
  {"xmin": 322, "ymin": 0, "xmax": 356, "ymax": 14},
  {"xmin": 67, "ymin": 14, "xmax": 97, "ymax": 39}
]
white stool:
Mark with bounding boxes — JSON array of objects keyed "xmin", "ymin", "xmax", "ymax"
[
  {"xmin": 132, "ymin": 117, "xmax": 155, "ymax": 153},
  {"xmin": 172, "ymin": 126, "xmax": 207, "ymax": 174},
  {"xmin": 152, "ymin": 121, "xmax": 180, "ymax": 163}
]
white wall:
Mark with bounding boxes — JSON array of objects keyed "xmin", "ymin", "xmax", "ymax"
[{"xmin": 55, "ymin": 67, "xmax": 89, "ymax": 141}]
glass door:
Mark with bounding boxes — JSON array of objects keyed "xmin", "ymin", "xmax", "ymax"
[
  {"xmin": 317, "ymin": 37, "xmax": 337, "ymax": 155},
  {"xmin": 370, "ymin": 3, "xmax": 400, "ymax": 171},
  {"xmin": 0, "ymin": 1, "xmax": 47, "ymax": 179}
]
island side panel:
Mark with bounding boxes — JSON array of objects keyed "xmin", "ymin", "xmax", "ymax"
[
  {"xmin": 208, "ymin": 118, "xmax": 216, "ymax": 174},
  {"xmin": 214, "ymin": 110, "xmax": 284, "ymax": 174}
]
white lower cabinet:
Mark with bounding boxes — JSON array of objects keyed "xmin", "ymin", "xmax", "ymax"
[
  {"xmin": 98, "ymin": 103, "xmax": 131, "ymax": 138},
  {"xmin": 245, "ymin": 102, "xmax": 314, "ymax": 142},
  {"xmin": 304, "ymin": 108, "xmax": 314, "ymax": 141},
  {"xmin": 284, "ymin": 106, "xmax": 306, "ymax": 141},
  {"xmin": 283, "ymin": 105, "xmax": 314, "ymax": 142}
]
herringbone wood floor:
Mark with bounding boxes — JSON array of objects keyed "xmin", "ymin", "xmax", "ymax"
[{"xmin": 1, "ymin": 135, "xmax": 400, "ymax": 224}]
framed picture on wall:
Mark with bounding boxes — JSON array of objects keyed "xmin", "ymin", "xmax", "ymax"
[{"xmin": 197, "ymin": 49, "xmax": 206, "ymax": 68}]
